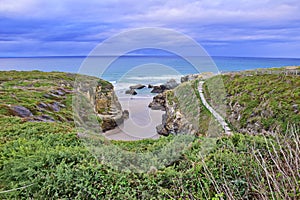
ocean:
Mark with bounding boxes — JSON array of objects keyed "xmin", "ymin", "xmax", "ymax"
[{"xmin": 1, "ymin": 56, "xmax": 299, "ymax": 94}]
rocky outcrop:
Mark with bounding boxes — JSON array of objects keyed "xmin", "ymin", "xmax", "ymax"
[
  {"xmin": 181, "ymin": 74, "xmax": 200, "ymax": 83},
  {"xmin": 1, "ymin": 72, "xmax": 126, "ymax": 131},
  {"xmin": 150, "ymin": 85, "xmax": 167, "ymax": 93},
  {"xmin": 123, "ymin": 110, "xmax": 129, "ymax": 119},
  {"xmin": 37, "ymin": 101, "xmax": 66, "ymax": 112},
  {"xmin": 154, "ymin": 91, "xmax": 197, "ymax": 136},
  {"xmin": 129, "ymin": 84, "xmax": 146, "ymax": 90},
  {"xmin": 158, "ymin": 104, "xmax": 196, "ymax": 136},
  {"xmin": 148, "ymin": 93, "xmax": 166, "ymax": 111},
  {"xmin": 8, "ymin": 105, "xmax": 33, "ymax": 118},
  {"xmin": 124, "ymin": 84, "xmax": 146, "ymax": 95},
  {"xmin": 74, "ymin": 77, "xmax": 126, "ymax": 132},
  {"xmin": 150, "ymin": 79, "xmax": 179, "ymax": 93},
  {"xmin": 165, "ymin": 79, "xmax": 179, "ymax": 89},
  {"xmin": 29, "ymin": 115, "xmax": 56, "ymax": 122},
  {"xmin": 94, "ymin": 82, "xmax": 125, "ymax": 132},
  {"xmin": 181, "ymin": 72, "xmax": 214, "ymax": 83},
  {"xmin": 125, "ymin": 89, "xmax": 137, "ymax": 95}
]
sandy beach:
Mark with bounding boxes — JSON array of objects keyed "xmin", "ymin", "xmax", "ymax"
[{"xmin": 103, "ymin": 96, "xmax": 164, "ymax": 141}]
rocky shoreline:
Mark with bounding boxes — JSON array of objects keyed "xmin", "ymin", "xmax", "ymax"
[
  {"xmin": 124, "ymin": 74, "xmax": 211, "ymax": 136},
  {"xmin": 6, "ymin": 68, "xmax": 298, "ymax": 139}
]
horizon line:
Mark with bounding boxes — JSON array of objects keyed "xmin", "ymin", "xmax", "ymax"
[{"xmin": 0, "ymin": 55, "xmax": 300, "ymax": 59}]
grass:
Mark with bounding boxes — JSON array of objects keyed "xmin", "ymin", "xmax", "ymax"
[
  {"xmin": 0, "ymin": 71, "xmax": 76, "ymax": 122},
  {"xmin": 1, "ymin": 115, "xmax": 299, "ymax": 199},
  {"xmin": 204, "ymin": 73, "xmax": 300, "ymax": 133},
  {"xmin": 0, "ymin": 70, "xmax": 299, "ymax": 199}
]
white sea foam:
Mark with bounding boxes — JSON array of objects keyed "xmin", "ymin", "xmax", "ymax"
[
  {"xmin": 109, "ymin": 74, "xmax": 183, "ymax": 96},
  {"xmin": 124, "ymin": 74, "xmax": 182, "ymax": 81}
]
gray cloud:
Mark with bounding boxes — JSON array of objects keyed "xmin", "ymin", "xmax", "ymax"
[{"xmin": 0, "ymin": 0, "xmax": 299, "ymax": 57}]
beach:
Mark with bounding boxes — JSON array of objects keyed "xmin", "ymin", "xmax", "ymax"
[{"xmin": 103, "ymin": 96, "xmax": 164, "ymax": 141}]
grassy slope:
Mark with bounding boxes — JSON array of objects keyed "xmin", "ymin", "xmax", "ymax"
[
  {"xmin": 204, "ymin": 73, "xmax": 300, "ymax": 133},
  {"xmin": 0, "ymin": 70, "xmax": 299, "ymax": 199},
  {"xmin": 0, "ymin": 71, "xmax": 76, "ymax": 122}
]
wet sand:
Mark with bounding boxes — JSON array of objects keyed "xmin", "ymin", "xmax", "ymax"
[{"xmin": 103, "ymin": 96, "xmax": 164, "ymax": 141}]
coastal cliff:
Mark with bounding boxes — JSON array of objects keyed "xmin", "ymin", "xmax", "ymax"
[
  {"xmin": 152, "ymin": 68, "xmax": 300, "ymax": 136},
  {"xmin": 151, "ymin": 80, "xmax": 218, "ymax": 136},
  {"xmin": 0, "ymin": 71, "xmax": 124, "ymax": 132},
  {"xmin": 203, "ymin": 68, "xmax": 300, "ymax": 134},
  {"xmin": 94, "ymin": 82, "xmax": 124, "ymax": 131}
]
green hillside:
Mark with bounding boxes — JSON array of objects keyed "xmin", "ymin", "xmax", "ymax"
[
  {"xmin": 204, "ymin": 72, "xmax": 300, "ymax": 133},
  {"xmin": 0, "ymin": 71, "xmax": 299, "ymax": 199}
]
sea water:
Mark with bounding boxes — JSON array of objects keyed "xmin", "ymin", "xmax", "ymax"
[{"xmin": 1, "ymin": 56, "xmax": 299, "ymax": 92}]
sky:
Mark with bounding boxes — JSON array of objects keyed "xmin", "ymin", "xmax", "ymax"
[{"xmin": 0, "ymin": 0, "xmax": 300, "ymax": 58}]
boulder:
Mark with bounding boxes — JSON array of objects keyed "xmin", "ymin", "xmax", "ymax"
[
  {"xmin": 156, "ymin": 124, "xmax": 168, "ymax": 136},
  {"xmin": 148, "ymin": 84, "xmax": 153, "ymax": 88},
  {"xmin": 37, "ymin": 102, "xmax": 48, "ymax": 109},
  {"xmin": 32, "ymin": 115, "xmax": 55, "ymax": 122},
  {"xmin": 150, "ymin": 85, "xmax": 167, "ymax": 93},
  {"xmin": 123, "ymin": 110, "xmax": 129, "ymax": 119},
  {"xmin": 148, "ymin": 93, "xmax": 166, "ymax": 111},
  {"xmin": 9, "ymin": 105, "xmax": 33, "ymax": 118},
  {"xmin": 43, "ymin": 93, "xmax": 61, "ymax": 100},
  {"xmin": 181, "ymin": 74, "xmax": 199, "ymax": 83},
  {"xmin": 165, "ymin": 79, "xmax": 179, "ymax": 89},
  {"xmin": 101, "ymin": 116, "xmax": 124, "ymax": 132},
  {"xmin": 125, "ymin": 89, "xmax": 137, "ymax": 95},
  {"xmin": 57, "ymin": 87, "xmax": 73, "ymax": 94},
  {"xmin": 150, "ymin": 79, "xmax": 178, "ymax": 93},
  {"xmin": 292, "ymin": 104, "xmax": 298, "ymax": 114},
  {"xmin": 48, "ymin": 102, "xmax": 60, "ymax": 112},
  {"xmin": 51, "ymin": 89, "xmax": 65, "ymax": 96},
  {"xmin": 129, "ymin": 84, "xmax": 145, "ymax": 90},
  {"xmin": 43, "ymin": 94, "xmax": 51, "ymax": 98},
  {"xmin": 37, "ymin": 102, "xmax": 65, "ymax": 112}
]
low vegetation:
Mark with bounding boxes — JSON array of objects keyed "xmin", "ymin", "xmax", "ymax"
[
  {"xmin": 204, "ymin": 72, "xmax": 300, "ymax": 133},
  {"xmin": 0, "ymin": 70, "xmax": 299, "ymax": 199}
]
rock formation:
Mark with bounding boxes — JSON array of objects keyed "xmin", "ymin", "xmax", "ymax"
[
  {"xmin": 164, "ymin": 79, "xmax": 179, "ymax": 89},
  {"xmin": 148, "ymin": 93, "xmax": 166, "ymax": 111},
  {"xmin": 8, "ymin": 105, "xmax": 33, "ymax": 118},
  {"xmin": 150, "ymin": 79, "xmax": 179, "ymax": 93},
  {"xmin": 125, "ymin": 89, "xmax": 137, "ymax": 95},
  {"xmin": 150, "ymin": 85, "xmax": 167, "ymax": 93},
  {"xmin": 181, "ymin": 72, "xmax": 214, "ymax": 83},
  {"xmin": 72, "ymin": 76, "xmax": 127, "ymax": 132},
  {"xmin": 129, "ymin": 84, "xmax": 146, "ymax": 90},
  {"xmin": 153, "ymin": 90, "xmax": 197, "ymax": 136},
  {"xmin": 94, "ymin": 81, "xmax": 125, "ymax": 132}
]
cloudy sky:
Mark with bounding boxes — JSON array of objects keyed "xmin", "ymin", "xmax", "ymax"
[{"xmin": 1, "ymin": 0, "xmax": 300, "ymax": 57}]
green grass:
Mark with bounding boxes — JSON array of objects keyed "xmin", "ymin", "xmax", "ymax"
[
  {"xmin": 165, "ymin": 80, "xmax": 222, "ymax": 136},
  {"xmin": 1, "ymin": 115, "xmax": 298, "ymax": 199},
  {"xmin": 0, "ymin": 70, "xmax": 299, "ymax": 199},
  {"xmin": 0, "ymin": 71, "xmax": 76, "ymax": 121},
  {"xmin": 204, "ymin": 73, "xmax": 300, "ymax": 133}
]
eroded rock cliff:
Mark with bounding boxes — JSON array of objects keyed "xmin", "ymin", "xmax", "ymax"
[
  {"xmin": 74, "ymin": 77, "xmax": 125, "ymax": 132},
  {"xmin": 151, "ymin": 85, "xmax": 199, "ymax": 136}
]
